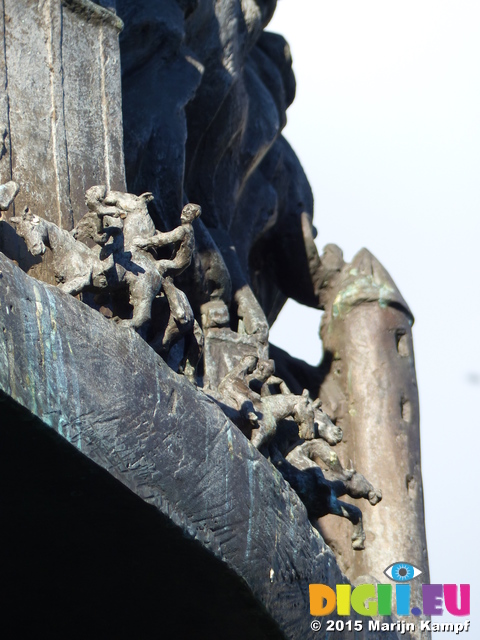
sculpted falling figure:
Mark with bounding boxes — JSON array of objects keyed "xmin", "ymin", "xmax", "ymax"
[
  {"xmin": 11, "ymin": 185, "xmax": 203, "ymax": 374},
  {"xmin": 210, "ymin": 353, "xmax": 382, "ymax": 549},
  {"xmin": 132, "ymin": 202, "xmax": 203, "ymax": 366},
  {"xmin": 12, "ymin": 187, "xmax": 163, "ymax": 327}
]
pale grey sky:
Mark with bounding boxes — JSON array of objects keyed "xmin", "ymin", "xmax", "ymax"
[{"xmin": 268, "ymin": 2, "xmax": 479, "ymax": 636}]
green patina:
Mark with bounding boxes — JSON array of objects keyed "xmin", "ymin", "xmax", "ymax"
[
  {"xmin": 226, "ymin": 424, "xmax": 235, "ymax": 460},
  {"xmin": 332, "ymin": 276, "xmax": 395, "ymax": 319}
]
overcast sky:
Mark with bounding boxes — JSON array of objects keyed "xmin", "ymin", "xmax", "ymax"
[{"xmin": 268, "ymin": 3, "xmax": 479, "ymax": 636}]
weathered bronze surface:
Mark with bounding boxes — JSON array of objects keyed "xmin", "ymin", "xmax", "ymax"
[{"xmin": 0, "ymin": 1, "xmax": 429, "ymax": 638}]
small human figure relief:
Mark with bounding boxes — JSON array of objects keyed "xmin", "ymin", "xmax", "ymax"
[
  {"xmin": 214, "ymin": 355, "xmax": 264, "ymax": 424},
  {"xmin": 149, "ymin": 275, "xmax": 204, "ymax": 380},
  {"xmin": 8, "ymin": 181, "xmax": 382, "ymax": 550},
  {"xmin": 11, "ymin": 207, "xmax": 111, "ymax": 294},
  {"xmin": 209, "ymin": 354, "xmax": 382, "ymax": 549},
  {"xmin": 130, "ymin": 202, "xmax": 203, "ymax": 377},
  {"xmin": 72, "ymin": 185, "xmax": 124, "ymax": 247},
  {"xmin": 208, "ymin": 356, "xmax": 300, "ymax": 446},
  {"xmin": 269, "ymin": 397, "xmax": 382, "ymax": 550},
  {"xmin": 11, "ymin": 187, "xmax": 203, "ymax": 373},
  {"xmin": 212, "ymin": 357, "xmax": 320, "ymax": 448},
  {"xmin": 271, "ymin": 435, "xmax": 382, "ymax": 551},
  {"xmin": 11, "ymin": 187, "xmax": 162, "ymax": 329},
  {"xmin": 132, "ymin": 202, "xmax": 200, "ymax": 278},
  {"xmin": 269, "ymin": 445, "xmax": 368, "ymax": 550},
  {"xmin": 131, "ymin": 203, "xmax": 203, "ymax": 370}
]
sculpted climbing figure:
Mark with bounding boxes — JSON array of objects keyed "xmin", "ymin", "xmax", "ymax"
[
  {"xmin": 132, "ymin": 203, "xmax": 201, "ymax": 278},
  {"xmin": 11, "ymin": 207, "xmax": 111, "ymax": 295},
  {"xmin": 212, "ymin": 356, "xmax": 316, "ymax": 448},
  {"xmin": 74, "ymin": 186, "xmax": 164, "ymax": 329},
  {"xmin": 11, "ymin": 186, "xmax": 202, "ymax": 341},
  {"xmin": 247, "ymin": 358, "xmax": 290, "ymax": 396},
  {"xmin": 270, "ymin": 425, "xmax": 382, "ymax": 550},
  {"xmin": 72, "ymin": 185, "xmax": 124, "ymax": 247},
  {"xmin": 131, "ymin": 203, "xmax": 203, "ymax": 375},
  {"xmin": 11, "ymin": 187, "xmax": 162, "ymax": 327},
  {"xmin": 269, "ymin": 445, "xmax": 369, "ymax": 551},
  {"xmin": 214, "ymin": 355, "xmax": 263, "ymax": 426},
  {"xmin": 246, "ymin": 359, "xmax": 315, "ymax": 447},
  {"xmin": 208, "ymin": 350, "xmax": 382, "ymax": 548}
]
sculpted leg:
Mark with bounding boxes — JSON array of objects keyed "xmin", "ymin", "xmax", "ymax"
[
  {"xmin": 250, "ymin": 417, "xmax": 276, "ymax": 449},
  {"xmin": 328, "ymin": 496, "xmax": 366, "ymax": 551},
  {"xmin": 161, "ymin": 276, "xmax": 194, "ymax": 349},
  {"xmin": 123, "ymin": 280, "xmax": 158, "ymax": 329},
  {"xmin": 178, "ymin": 319, "xmax": 204, "ymax": 380},
  {"xmin": 58, "ymin": 273, "xmax": 92, "ymax": 296}
]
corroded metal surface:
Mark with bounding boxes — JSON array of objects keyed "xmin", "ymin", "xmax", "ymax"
[
  {"xmin": 0, "ymin": 3, "xmax": 430, "ymax": 638},
  {"xmin": 0, "ymin": 252, "xmax": 399, "ymax": 640},
  {"xmin": 0, "ymin": 0, "xmax": 125, "ymax": 282},
  {"xmin": 318, "ymin": 249, "xmax": 429, "ymax": 640}
]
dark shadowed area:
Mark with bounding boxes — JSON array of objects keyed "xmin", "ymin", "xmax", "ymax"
[{"xmin": 0, "ymin": 392, "xmax": 285, "ymax": 640}]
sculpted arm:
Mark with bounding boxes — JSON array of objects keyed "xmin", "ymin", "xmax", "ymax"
[
  {"xmin": 133, "ymin": 227, "xmax": 184, "ymax": 249},
  {"xmin": 267, "ymin": 375, "xmax": 291, "ymax": 395}
]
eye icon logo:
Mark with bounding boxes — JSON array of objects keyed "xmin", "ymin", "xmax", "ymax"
[{"xmin": 384, "ymin": 562, "xmax": 422, "ymax": 582}]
